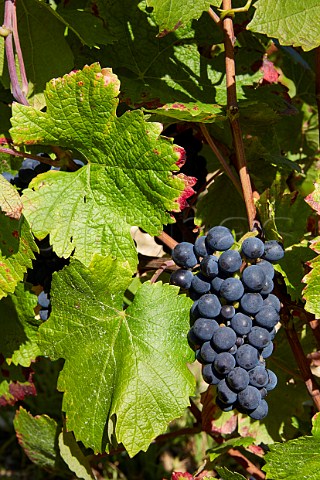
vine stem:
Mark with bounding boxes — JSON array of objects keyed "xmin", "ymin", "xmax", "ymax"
[
  {"xmin": 199, "ymin": 124, "xmax": 243, "ymax": 197},
  {"xmin": 315, "ymin": 46, "xmax": 320, "ymax": 146},
  {"xmin": 222, "ymin": 0, "xmax": 257, "ymax": 230},
  {"xmin": 0, "ymin": 146, "xmax": 59, "ymax": 166},
  {"xmin": 281, "ymin": 297, "xmax": 320, "ymax": 411},
  {"xmin": 3, "ymin": 0, "xmax": 28, "ymax": 105}
]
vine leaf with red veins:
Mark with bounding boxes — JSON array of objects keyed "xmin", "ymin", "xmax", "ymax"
[{"xmin": 10, "ymin": 63, "xmax": 194, "ymax": 269}]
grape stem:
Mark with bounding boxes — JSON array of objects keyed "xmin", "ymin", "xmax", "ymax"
[
  {"xmin": 281, "ymin": 297, "xmax": 320, "ymax": 411},
  {"xmin": 199, "ymin": 124, "xmax": 243, "ymax": 197},
  {"xmin": 315, "ymin": 46, "xmax": 320, "ymax": 146},
  {"xmin": 221, "ymin": 0, "xmax": 258, "ymax": 230}
]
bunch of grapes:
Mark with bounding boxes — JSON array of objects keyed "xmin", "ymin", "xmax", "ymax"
[{"xmin": 170, "ymin": 226, "xmax": 284, "ymax": 420}]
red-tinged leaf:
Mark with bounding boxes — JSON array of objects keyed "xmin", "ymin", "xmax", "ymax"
[
  {"xmin": 305, "ymin": 184, "xmax": 320, "ymax": 215},
  {"xmin": 175, "ymin": 174, "xmax": 197, "ymax": 210},
  {"xmin": 0, "ymin": 363, "xmax": 36, "ymax": 407},
  {"xmin": 201, "ymin": 386, "xmax": 237, "ymax": 435},
  {"xmin": 171, "ymin": 473, "xmax": 194, "ymax": 480},
  {"xmin": 261, "ymin": 57, "xmax": 279, "ymax": 84}
]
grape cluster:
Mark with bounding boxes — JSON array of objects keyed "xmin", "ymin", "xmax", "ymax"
[{"xmin": 170, "ymin": 226, "xmax": 284, "ymax": 420}]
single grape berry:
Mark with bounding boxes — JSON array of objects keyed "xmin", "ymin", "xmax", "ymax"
[
  {"xmin": 191, "ymin": 273, "xmax": 211, "ymax": 294},
  {"xmin": 240, "ymin": 293, "xmax": 263, "ymax": 315},
  {"xmin": 256, "ymin": 259, "xmax": 275, "ymax": 279},
  {"xmin": 248, "ymin": 366, "xmax": 269, "ymax": 388},
  {"xmin": 227, "ymin": 367, "xmax": 249, "ymax": 392},
  {"xmin": 263, "ymin": 240, "xmax": 285, "ymax": 262},
  {"xmin": 170, "ymin": 269, "xmax": 193, "ymax": 289},
  {"xmin": 206, "ymin": 226, "xmax": 234, "ymax": 251},
  {"xmin": 255, "ymin": 306, "xmax": 280, "ymax": 330},
  {"xmin": 200, "ymin": 255, "xmax": 219, "ymax": 278},
  {"xmin": 194, "ymin": 236, "xmax": 212, "ymax": 258},
  {"xmin": 231, "ymin": 312, "xmax": 252, "ymax": 336},
  {"xmin": 241, "ymin": 237, "xmax": 264, "ymax": 259},
  {"xmin": 220, "ymin": 304, "xmax": 236, "ymax": 320},
  {"xmin": 211, "ymin": 276, "xmax": 224, "ymax": 293},
  {"xmin": 266, "ymin": 369, "xmax": 277, "ymax": 391},
  {"xmin": 172, "ymin": 242, "xmax": 198, "ymax": 269},
  {"xmin": 263, "ymin": 294, "xmax": 281, "ymax": 312},
  {"xmin": 212, "ymin": 326, "xmax": 237, "ymax": 351},
  {"xmin": 197, "ymin": 294, "xmax": 221, "ymax": 318},
  {"xmin": 200, "ymin": 342, "xmax": 218, "ymax": 363},
  {"xmin": 202, "ymin": 364, "xmax": 222, "ymax": 384},
  {"xmin": 249, "ymin": 399, "xmax": 268, "ymax": 420},
  {"xmin": 260, "ymin": 276, "xmax": 274, "ymax": 296},
  {"xmin": 218, "ymin": 250, "xmax": 242, "ymax": 274},
  {"xmin": 247, "ymin": 326, "xmax": 271, "ymax": 349},
  {"xmin": 217, "ymin": 378, "xmax": 238, "ymax": 404},
  {"xmin": 235, "ymin": 344, "xmax": 259, "ymax": 370},
  {"xmin": 242, "ymin": 265, "xmax": 266, "ymax": 291},
  {"xmin": 38, "ymin": 291, "xmax": 50, "ymax": 309},
  {"xmin": 220, "ymin": 277, "xmax": 244, "ymax": 302},
  {"xmin": 214, "ymin": 352, "xmax": 236, "ymax": 375},
  {"xmin": 192, "ymin": 318, "xmax": 219, "ymax": 342},
  {"xmin": 237, "ymin": 385, "xmax": 261, "ymax": 410}
]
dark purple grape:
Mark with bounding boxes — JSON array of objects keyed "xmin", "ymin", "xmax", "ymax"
[
  {"xmin": 240, "ymin": 293, "xmax": 263, "ymax": 314},
  {"xmin": 38, "ymin": 291, "xmax": 50, "ymax": 309},
  {"xmin": 2, "ymin": 172, "xmax": 14, "ymax": 182},
  {"xmin": 220, "ymin": 277, "xmax": 244, "ymax": 302},
  {"xmin": 206, "ymin": 226, "xmax": 234, "ymax": 251},
  {"xmin": 212, "ymin": 327, "xmax": 237, "ymax": 351},
  {"xmin": 172, "ymin": 242, "xmax": 198, "ymax": 269},
  {"xmin": 261, "ymin": 342, "xmax": 274, "ymax": 358},
  {"xmin": 191, "ymin": 273, "xmax": 211, "ymax": 294},
  {"xmin": 241, "ymin": 237, "xmax": 264, "ymax": 259},
  {"xmin": 200, "ymin": 255, "xmax": 219, "ymax": 278},
  {"xmin": 247, "ymin": 326, "xmax": 271, "ymax": 349},
  {"xmin": 242, "ymin": 265, "xmax": 266, "ymax": 291},
  {"xmin": 192, "ymin": 318, "xmax": 219, "ymax": 342},
  {"xmin": 211, "ymin": 276, "xmax": 224, "ymax": 293},
  {"xmin": 249, "ymin": 399, "xmax": 268, "ymax": 420},
  {"xmin": 231, "ymin": 313, "xmax": 252, "ymax": 335},
  {"xmin": 217, "ymin": 378, "xmax": 238, "ymax": 404},
  {"xmin": 260, "ymin": 276, "xmax": 274, "ymax": 296},
  {"xmin": 218, "ymin": 250, "xmax": 242, "ymax": 274},
  {"xmin": 214, "ymin": 352, "xmax": 236, "ymax": 375},
  {"xmin": 256, "ymin": 259, "xmax": 275, "ymax": 279},
  {"xmin": 255, "ymin": 306, "xmax": 279, "ymax": 330},
  {"xmin": 227, "ymin": 367, "xmax": 249, "ymax": 392},
  {"xmin": 170, "ymin": 269, "xmax": 193, "ymax": 289},
  {"xmin": 263, "ymin": 294, "xmax": 281, "ymax": 312},
  {"xmin": 248, "ymin": 366, "xmax": 269, "ymax": 388},
  {"xmin": 197, "ymin": 294, "xmax": 221, "ymax": 318},
  {"xmin": 235, "ymin": 344, "xmax": 259, "ymax": 370},
  {"xmin": 220, "ymin": 304, "xmax": 235, "ymax": 320},
  {"xmin": 39, "ymin": 309, "xmax": 49, "ymax": 321},
  {"xmin": 266, "ymin": 369, "xmax": 277, "ymax": 391},
  {"xmin": 190, "ymin": 300, "xmax": 199, "ymax": 323},
  {"xmin": 216, "ymin": 397, "xmax": 235, "ymax": 411},
  {"xmin": 263, "ymin": 240, "xmax": 285, "ymax": 262},
  {"xmin": 200, "ymin": 342, "xmax": 218, "ymax": 363},
  {"xmin": 237, "ymin": 385, "xmax": 261, "ymax": 410},
  {"xmin": 188, "ymin": 328, "xmax": 200, "ymax": 349},
  {"xmin": 194, "ymin": 236, "xmax": 211, "ymax": 258},
  {"xmin": 202, "ymin": 364, "xmax": 222, "ymax": 384}
]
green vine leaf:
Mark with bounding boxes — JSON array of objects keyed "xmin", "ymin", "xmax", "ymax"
[
  {"xmin": 0, "ymin": 282, "xmax": 41, "ymax": 367},
  {"xmin": 58, "ymin": 427, "xmax": 96, "ymax": 480},
  {"xmin": 10, "ymin": 63, "xmax": 189, "ymax": 269},
  {"xmin": 0, "ymin": 212, "xmax": 37, "ymax": 300},
  {"xmin": 146, "ymin": 0, "xmax": 221, "ymax": 35},
  {"xmin": 0, "ymin": 175, "xmax": 22, "ymax": 219},
  {"xmin": 247, "ymin": 0, "xmax": 320, "ymax": 51},
  {"xmin": 13, "ymin": 407, "xmax": 63, "ymax": 471},
  {"xmin": 263, "ymin": 413, "xmax": 320, "ymax": 479},
  {"xmin": 39, "ymin": 255, "xmax": 195, "ymax": 456}
]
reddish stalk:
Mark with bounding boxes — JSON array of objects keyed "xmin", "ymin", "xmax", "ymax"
[
  {"xmin": 228, "ymin": 448, "xmax": 265, "ymax": 480},
  {"xmin": 11, "ymin": 2, "xmax": 28, "ymax": 97},
  {"xmin": 0, "ymin": 146, "xmax": 59, "ymax": 166},
  {"xmin": 207, "ymin": 7, "xmax": 222, "ymax": 27},
  {"xmin": 3, "ymin": 0, "xmax": 28, "ymax": 105},
  {"xmin": 157, "ymin": 231, "xmax": 178, "ymax": 250},
  {"xmin": 200, "ymin": 124, "xmax": 243, "ymax": 197},
  {"xmin": 315, "ymin": 46, "xmax": 320, "ymax": 146},
  {"xmin": 281, "ymin": 301, "xmax": 320, "ymax": 411},
  {"xmin": 221, "ymin": 0, "xmax": 257, "ymax": 230}
]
